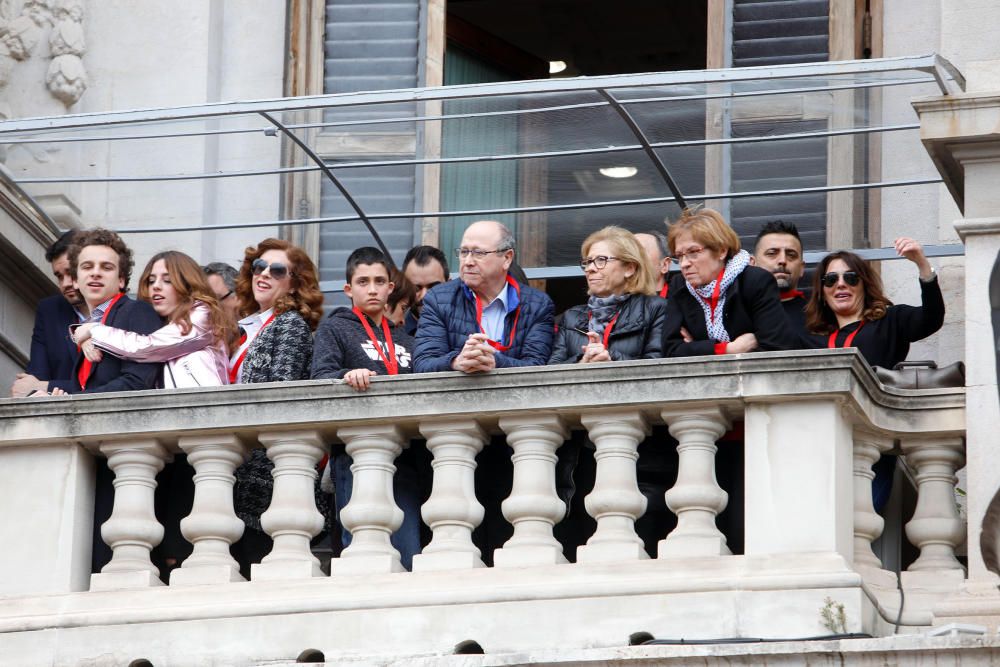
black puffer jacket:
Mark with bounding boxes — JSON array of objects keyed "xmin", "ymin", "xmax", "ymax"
[{"xmin": 550, "ymin": 293, "xmax": 667, "ymax": 363}]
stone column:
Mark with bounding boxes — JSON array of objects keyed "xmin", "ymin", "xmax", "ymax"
[
  {"xmin": 493, "ymin": 415, "xmax": 568, "ymax": 568},
  {"xmin": 743, "ymin": 400, "xmax": 854, "ymax": 561},
  {"xmin": 576, "ymin": 411, "xmax": 649, "ymax": 563},
  {"xmin": 252, "ymin": 431, "xmax": 326, "ymax": 581},
  {"xmin": 330, "ymin": 425, "xmax": 407, "ymax": 575},
  {"xmin": 852, "ymin": 431, "xmax": 897, "ymax": 590},
  {"xmin": 411, "ymin": 419, "xmax": 487, "ymax": 572},
  {"xmin": 171, "ymin": 434, "xmax": 248, "ymax": 586},
  {"xmin": 659, "ymin": 408, "xmax": 730, "ymax": 558},
  {"xmin": 90, "ymin": 439, "xmax": 170, "ymax": 592},
  {"xmin": 902, "ymin": 436, "xmax": 966, "ymax": 573}
]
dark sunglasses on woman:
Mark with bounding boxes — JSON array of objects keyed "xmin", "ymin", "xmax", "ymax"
[
  {"xmin": 252, "ymin": 258, "xmax": 292, "ymax": 280},
  {"xmin": 821, "ymin": 271, "xmax": 861, "ymax": 288}
]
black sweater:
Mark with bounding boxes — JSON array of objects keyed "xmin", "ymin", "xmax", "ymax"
[
  {"xmin": 804, "ymin": 275, "xmax": 945, "ymax": 369},
  {"xmin": 311, "ymin": 308, "xmax": 414, "ymax": 379},
  {"xmin": 662, "ymin": 265, "xmax": 797, "ymax": 357},
  {"xmin": 549, "ymin": 293, "xmax": 667, "ymax": 363}
]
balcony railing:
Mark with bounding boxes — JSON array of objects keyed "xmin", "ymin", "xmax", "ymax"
[{"xmin": 0, "ymin": 350, "xmax": 966, "ymax": 665}]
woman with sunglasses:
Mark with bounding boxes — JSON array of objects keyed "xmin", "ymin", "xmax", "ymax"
[
  {"xmin": 550, "ymin": 226, "xmax": 666, "ymax": 363},
  {"xmin": 230, "ymin": 237, "xmax": 324, "ymax": 577},
  {"xmin": 804, "ymin": 237, "xmax": 944, "ymax": 369},
  {"xmin": 71, "ymin": 250, "xmax": 236, "ymax": 387},
  {"xmin": 662, "ymin": 207, "xmax": 795, "ymax": 357}
]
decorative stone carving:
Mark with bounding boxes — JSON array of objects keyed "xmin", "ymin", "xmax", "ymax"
[
  {"xmin": 1, "ymin": 0, "xmax": 50, "ymax": 61},
  {"xmin": 46, "ymin": 0, "xmax": 86, "ymax": 105},
  {"xmin": 853, "ymin": 431, "xmax": 893, "ymax": 571},
  {"xmin": 902, "ymin": 436, "xmax": 967, "ymax": 572}
]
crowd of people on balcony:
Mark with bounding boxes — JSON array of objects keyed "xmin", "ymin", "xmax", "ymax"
[{"xmin": 7, "ymin": 206, "xmax": 947, "ymax": 571}]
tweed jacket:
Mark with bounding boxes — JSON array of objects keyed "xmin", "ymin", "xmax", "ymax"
[{"xmin": 240, "ymin": 309, "xmax": 313, "ymax": 384}]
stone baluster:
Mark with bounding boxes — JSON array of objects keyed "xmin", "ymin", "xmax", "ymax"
[
  {"xmin": 90, "ymin": 439, "xmax": 170, "ymax": 591},
  {"xmin": 576, "ymin": 411, "xmax": 649, "ymax": 563},
  {"xmin": 902, "ymin": 436, "xmax": 967, "ymax": 572},
  {"xmin": 412, "ymin": 419, "xmax": 487, "ymax": 572},
  {"xmin": 852, "ymin": 431, "xmax": 893, "ymax": 573},
  {"xmin": 171, "ymin": 434, "xmax": 248, "ymax": 585},
  {"xmin": 659, "ymin": 408, "xmax": 730, "ymax": 558},
  {"xmin": 252, "ymin": 431, "xmax": 326, "ymax": 581},
  {"xmin": 493, "ymin": 415, "xmax": 569, "ymax": 568},
  {"xmin": 330, "ymin": 425, "xmax": 407, "ymax": 575}
]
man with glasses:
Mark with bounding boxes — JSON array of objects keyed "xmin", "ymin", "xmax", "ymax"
[
  {"xmin": 751, "ymin": 220, "xmax": 808, "ymax": 331},
  {"xmin": 413, "ymin": 220, "xmax": 554, "ymax": 565},
  {"xmin": 413, "ymin": 219, "xmax": 554, "ymax": 374},
  {"xmin": 203, "ymin": 262, "xmax": 240, "ymax": 323}
]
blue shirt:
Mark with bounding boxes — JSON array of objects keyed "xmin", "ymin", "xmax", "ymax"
[{"xmin": 479, "ymin": 283, "xmax": 510, "ymax": 342}]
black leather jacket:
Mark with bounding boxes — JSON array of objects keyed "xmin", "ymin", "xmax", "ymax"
[{"xmin": 550, "ymin": 293, "xmax": 667, "ymax": 363}]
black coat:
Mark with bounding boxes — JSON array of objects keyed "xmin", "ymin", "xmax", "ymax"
[
  {"xmin": 550, "ymin": 293, "xmax": 667, "ymax": 363},
  {"xmin": 662, "ymin": 266, "xmax": 797, "ymax": 357},
  {"xmin": 49, "ymin": 296, "xmax": 162, "ymax": 394},
  {"xmin": 27, "ymin": 294, "xmax": 80, "ymax": 382}
]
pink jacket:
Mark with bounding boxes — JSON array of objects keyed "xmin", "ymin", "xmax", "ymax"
[{"xmin": 89, "ymin": 302, "xmax": 230, "ymax": 388}]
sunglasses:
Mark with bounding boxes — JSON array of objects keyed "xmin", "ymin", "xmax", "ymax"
[
  {"xmin": 821, "ymin": 271, "xmax": 861, "ymax": 288},
  {"xmin": 252, "ymin": 258, "xmax": 293, "ymax": 280}
]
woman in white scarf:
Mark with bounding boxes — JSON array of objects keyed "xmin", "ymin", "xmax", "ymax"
[{"xmin": 662, "ymin": 207, "xmax": 796, "ymax": 357}]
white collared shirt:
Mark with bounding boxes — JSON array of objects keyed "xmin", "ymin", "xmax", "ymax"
[
  {"xmin": 479, "ymin": 283, "xmax": 509, "ymax": 342},
  {"xmin": 230, "ymin": 308, "xmax": 274, "ymax": 383}
]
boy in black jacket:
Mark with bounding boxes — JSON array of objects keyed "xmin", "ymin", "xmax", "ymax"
[{"xmin": 311, "ymin": 247, "xmax": 423, "ymax": 568}]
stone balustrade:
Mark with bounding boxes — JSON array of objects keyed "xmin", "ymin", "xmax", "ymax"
[{"xmin": 0, "ymin": 350, "xmax": 966, "ymax": 666}]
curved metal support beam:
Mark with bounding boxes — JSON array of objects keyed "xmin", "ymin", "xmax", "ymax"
[
  {"xmin": 597, "ymin": 89, "xmax": 688, "ymax": 211},
  {"xmin": 257, "ymin": 111, "xmax": 395, "ymax": 267}
]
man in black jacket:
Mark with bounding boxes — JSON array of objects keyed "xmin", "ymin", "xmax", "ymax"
[
  {"xmin": 10, "ymin": 231, "xmax": 87, "ymax": 397},
  {"xmin": 751, "ymin": 220, "xmax": 807, "ymax": 331}
]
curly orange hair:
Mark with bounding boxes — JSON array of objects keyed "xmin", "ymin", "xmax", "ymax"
[{"xmin": 236, "ymin": 238, "xmax": 324, "ymax": 331}]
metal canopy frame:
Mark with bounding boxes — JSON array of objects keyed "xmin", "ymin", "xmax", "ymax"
[{"xmin": 0, "ymin": 54, "xmax": 966, "ymax": 288}]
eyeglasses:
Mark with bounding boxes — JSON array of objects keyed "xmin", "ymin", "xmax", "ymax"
[
  {"xmin": 218, "ymin": 290, "xmax": 234, "ymax": 301},
  {"xmin": 673, "ymin": 246, "xmax": 707, "ymax": 263},
  {"xmin": 580, "ymin": 255, "xmax": 622, "ymax": 270},
  {"xmin": 821, "ymin": 271, "xmax": 861, "ymax": 288},
  {"xmin": 456, "ymin": 247, "xmax": 510, "ymax": 261},
  {"xmin": 252, "ymin": 258, "xmax": 293, "ymax": 280}
]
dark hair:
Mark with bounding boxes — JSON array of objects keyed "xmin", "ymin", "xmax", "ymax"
[
  {"xmin": 140, "ymin": 251, "xmax": 239, "ymax": 353},
  {"xmin": 754, "ymin": 220, "xmax": 802, "ymax": 252},
  {"xmin": 236, "ymin": 238, "xmax": 324, "ymax": 331},
  {"xmin": 639, "ymin": 231, "xmax": 670, "ymax": 261},
  {"xmin": 202, "ymin": 262, "xmax": 238, "ymax": 292},
  {"xmin": 805, "ymin": 250, "xmax": 893, "ymax": 334},
  {"xmin": 45, "ymin": 230, "xmax": 79, "ymax": 263},
  {"xmin": 387, "ymin": 268, "xmax": 416, "ymax": 312},
  {"xmin": 346, "ymin": 246, "xmax": 391, "ymax": 283},
  {"xmin": 68, "ymin": 228, "xmax": 134, "ymax": 292},
  {"xmin": 402, "ymin": 245, "xmax": 449, "ymax": 278}
]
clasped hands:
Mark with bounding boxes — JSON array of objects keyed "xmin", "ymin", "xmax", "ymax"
[
  {"xmin": 578, "ymin": 331, "xmax": 610, "ymax": 364},
  {"xmin": 451, "ymin": 332, "xmax": 497, "ymax": 373}
]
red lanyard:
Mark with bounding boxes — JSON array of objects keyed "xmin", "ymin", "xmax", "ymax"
[
  {"xmin": 658, "ymin": 283, "xmax": 669, "ymax": 299},
  {"xmin": 78, "ymin": 292, "xmax": 124, "ymax": 390},
  {"xmin": 229, "ymin": 311, "xmax": 276, "ymax": 383},
  {"xmin": 353, "ymin": 307, "xmax": 398, "ymax": 375},
  {"xmin": 780, "ymin": 289, "xmax": 804, "ymax": 300},
  {"xmin": 474, "ymin": 275, "xmax": 521, "ymax": 352},
  {"xmin": 828, "ymin": 320, "xmax": 865, "ymax": 349},
  {"xmin": 602, "ymin": 312, "xmax": 620, "ymax": 348},
  {"xmin": 695, "ymin": 267, "xmax": 726, "ymax": 323}
]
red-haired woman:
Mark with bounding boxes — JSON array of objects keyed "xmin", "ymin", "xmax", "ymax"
[
  {"xmin": 229, "ymin": 238, "xmax": 324, "ymax": 577},
  {"xmin": 71, "ymin": 250, "xmax": 236, "ymax": 387}
]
